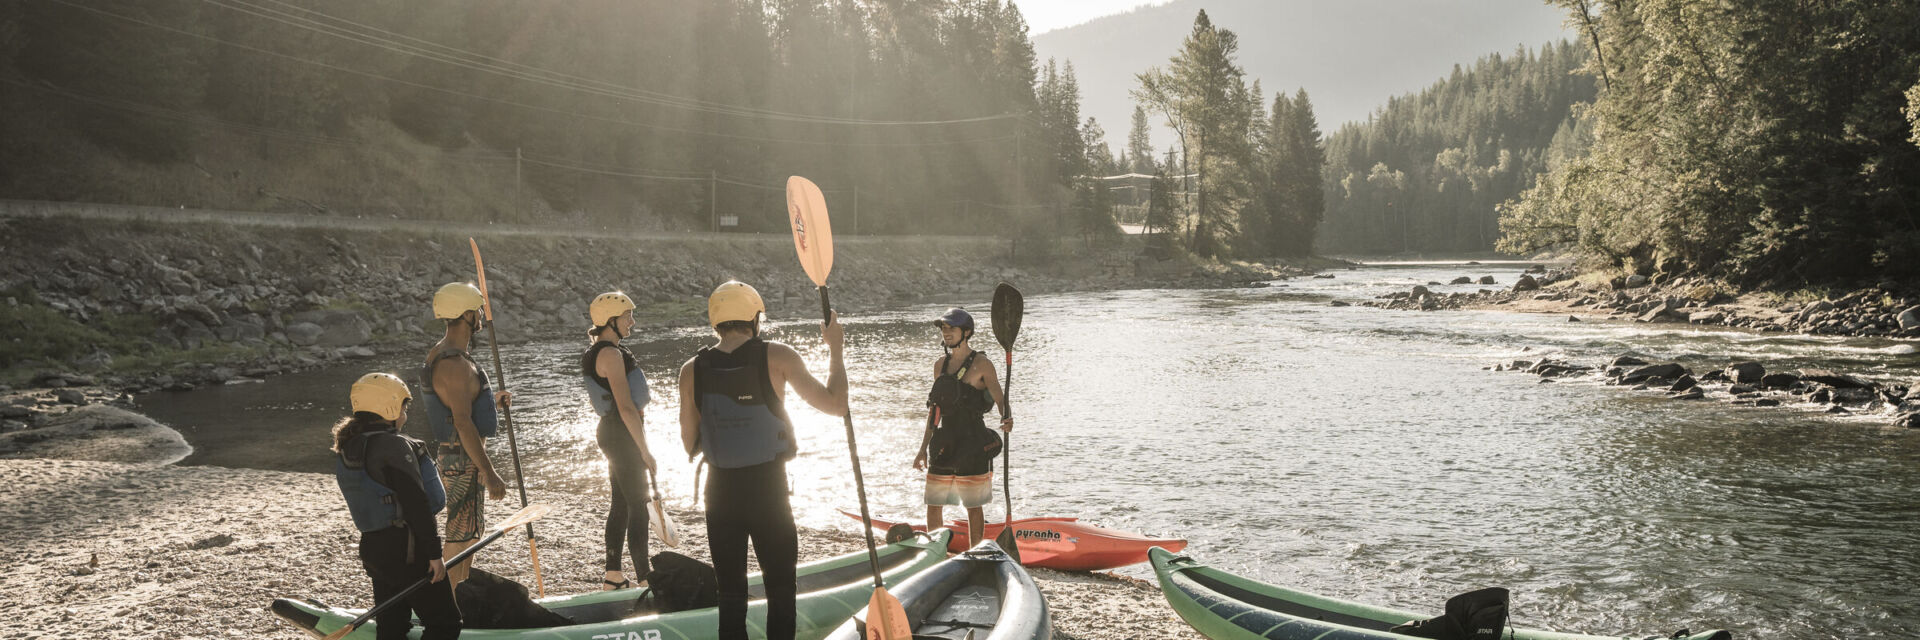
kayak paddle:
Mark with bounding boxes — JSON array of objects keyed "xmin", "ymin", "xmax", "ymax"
[
  {"xmin": 647, "ymin": 468, "xmax": 680, "ymax": 548},
  {"xmin": 786, "ymin": 176, "xmax": 913, "ymax": 640},
  {"xmin": 990, "ymin": 282, "xmax": 1022, "ymax": 525},
  {"xmin": 321, "ymin": 503, "xmax": 553, "ymax": 640},
  {"xmin": 468, "ymin": 238, "xmax": 546, "ymax": 597}
]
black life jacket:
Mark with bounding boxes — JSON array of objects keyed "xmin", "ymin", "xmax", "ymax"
[{"xmin": 927, "ymin": 350, "xmax": 994, "ymax": 415}]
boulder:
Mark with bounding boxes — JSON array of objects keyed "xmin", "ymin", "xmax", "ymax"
[
  {"xmin": 1478, "ymin": 276, "xmax": 1497, "ymax": 285},
  {"xmin": 1669, "ymin": 375, "xmax": 1699, "ymax": 392},
  {"xmin": 285, "ymin": 322, "xmax": 324, "ymax": 347},
  {"xmin": 1625, "ymin": 274, "xmax": 1650, "ymax": 288},
  {"xmin": 1798, "ymin": 369, "xmax": 1873, "ymax": 389},
  {"xmin": 1899, "ymin": 306, "xmax": 1920, "ymax": 331},
  {"xmin": 1700, "ymin": 369, "xmax": 1729, "ymax": 382},
  {"xmin": 1725, "ymin": 362, "xmax": 1766, "ymax": 384},
  {"xmin": 1512, "ymin": 275, "xmax": 1540, "ymax": 292},
  {"xmin": 1688, "ymin": 310, "xmax": 1726, "ymax": 324},
  {"xmin": 338, "ymin": 346, "xmax": 377, "ymax": 359},
  {"xmin": 1328, "ymin": 301, "xmax": 1350, "ymax": 307},
  {"xmin": 1760, "ymin": 372, "xmax": 1800, "ymax": 389},
  {"xmin": 1449, "ymin": 277, "xmax": 1473, "ymax": 285},
  {"xmin": 1610, "ymin": 355, "xmax": 1650, "ymax": 368},
  {"xmin": 54, "ymin": 389, "xmax": 86, "ymax": 405},
  {"xmin": 1669, "ymin": 388, "xmax": 1705, "ymax": 400},
  {"xmin": 1620, "ymin": 363, "xmax": 1689, "ymax": 384},
  {"xmin": 289, "ymin": 309, "xmax": 373, "ymax": 348},
  {"xmin": 1897, "ymin": 412, "xmax": 1920, "ymax": 429},
  {"xmin": 1729, "ymin": 384, "xmax": 1758, "ymax": 395}
]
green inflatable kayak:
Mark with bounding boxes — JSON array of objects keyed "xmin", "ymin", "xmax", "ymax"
[
  {"xmin": 271, "ymin": 530, "xmax": 950, "ymax": 639},
  {"xmin": 1150, "ymin": 548, "xmax": 1731, "ymax": 640}
]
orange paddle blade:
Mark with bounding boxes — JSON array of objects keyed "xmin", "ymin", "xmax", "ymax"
[
  {"xmin": 467, "ymin": 238, "xmax": 494, "ymax": 321},
  {"xmin": 863, "ymin": 586, "xmax": 913, "ymax": 640},
  {"xmin": 786, "ymin": 176, "xmax": 834, "ymax": 287}
]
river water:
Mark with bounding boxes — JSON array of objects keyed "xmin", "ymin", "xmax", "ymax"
[{"xmin": 138, "ymin": 263, "xmax": 1920, "ymax": 639}]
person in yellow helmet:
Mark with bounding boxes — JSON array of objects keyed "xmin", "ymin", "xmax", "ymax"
[
  {"xmin": 678, "ymin": 280, "xmax": 846, "ymax": 640},
  {"xmin": 333, "ymin": 373, "xmax": 460, "ymax": 640},
  {"xmin": 423, "ymin": 282, "xmax": 511, "ymax": 587},
  {"xmin": 582, "ymin": 292, "xmax": 657, "ymax": 591}
]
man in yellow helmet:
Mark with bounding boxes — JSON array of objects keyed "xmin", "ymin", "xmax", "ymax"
[
  {"xmin": 678, "ymin": 280, "xmax": 846, "ymax": 640},
  {"xmin": 423, "ymin": 282, "xmax": 511, "ymax": 587}
]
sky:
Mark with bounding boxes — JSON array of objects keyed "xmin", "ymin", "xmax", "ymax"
[{"xmin": 1017, "ymin": 0, "xmax": 1168, "ymax": 35}]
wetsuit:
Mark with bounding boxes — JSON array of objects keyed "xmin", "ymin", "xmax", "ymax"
[
  {"xmin": 337, "ymin": 428, "xmax": 460, "ymax": 640},
  {"xmin": 583, "ymin": 340, "xmax": 651, "ymax": 577},
  {"xmin": 693, "ymin": 338, "xmax": 798, "ymax": 640}
]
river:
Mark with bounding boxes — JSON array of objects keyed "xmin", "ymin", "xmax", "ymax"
[{"xmin": 138, "ymin": 263, "xmax": 1920, "ymax": 638}]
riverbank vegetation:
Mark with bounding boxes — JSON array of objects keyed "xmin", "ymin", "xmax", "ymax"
[{"xmin": 1496, "ymin": 0, "xmax": 1920, "ymax": 286}]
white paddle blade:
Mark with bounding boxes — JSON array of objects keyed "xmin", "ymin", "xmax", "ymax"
[
  {"xmin": 649, "ymin": 497, "xmax": 680, "ymax": 548},
  {"xmin": 786, "ymin": 176, "xmax": 834, "ymax": 286}
]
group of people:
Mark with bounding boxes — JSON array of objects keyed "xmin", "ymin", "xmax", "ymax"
[{"xmin": 327, "ymin": 279, "xmax": 1014, "ymax": 640}]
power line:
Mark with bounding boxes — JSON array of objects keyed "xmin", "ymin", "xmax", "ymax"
[
  {"xmin": 48, "ymin": 0, "xmax": 1018, "ymax": 149},
  {"xmin": 199, "ymin": 0, "xmax": 1017, "ymax": 127}
]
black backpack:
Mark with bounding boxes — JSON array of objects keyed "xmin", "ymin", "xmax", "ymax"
[
  {"xmin": 1389, "ymin": 587, "xmax": 1509, "ymax": 640},
  {"xmin": 645, "ymin": 551, "xmax": 719, "ymax": 613},
  {"xmin": 454, "ymin": 568, "xmax": 572, "ymax": 629}
]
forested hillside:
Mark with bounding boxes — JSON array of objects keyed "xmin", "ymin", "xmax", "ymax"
[
  {"xmin": 0, "ymin": 0, "xmax": 1100, "ymax": 236},
  {"xmin": 1317, "ymin": 40, "xmax": 1595, "ymax": 254},
  {"xmin": 1498, "ymin": 0, "xmax": 1920, "ymax": 285}
]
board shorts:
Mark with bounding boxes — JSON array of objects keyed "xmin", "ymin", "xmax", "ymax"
[
  {"xmin": 436, "ymin": 446, "xmax": 484, "ymax": 544},
  {"xmin": 924, "ymin": 471, "xmax": 993, "ymax": 508}
]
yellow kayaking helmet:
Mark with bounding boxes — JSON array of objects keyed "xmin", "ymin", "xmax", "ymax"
[
  {"xmin": 590, "ymin": 291, "xmax": 637, "ymax": 334},
  {"xmin": 708, "ymin": 280, "xmax": 765, "ymax": 327},
  {"xmin": 433, "ymin": 282, "xmax": 487, "ymax": 320},
  {"xmin": 349, "ymin": 372, "xmax": 411, "ymax": 421}
]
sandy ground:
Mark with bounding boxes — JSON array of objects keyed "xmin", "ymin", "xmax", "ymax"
[{"xmin": 0, "ymin": 456, "xmax": 1198, "ymax": 639}]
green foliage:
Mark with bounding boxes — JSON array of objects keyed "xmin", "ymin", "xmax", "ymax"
[
  {"xmin": 1323, "ymin": 40, "xmax": 1596, "ymax": 254},
  {"xmin": 1501, "ymin": 0, "xmax": 1920, "ymax": 285}
]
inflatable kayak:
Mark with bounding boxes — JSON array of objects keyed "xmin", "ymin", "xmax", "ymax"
[
  {"xmin": 1149, "ymin": 548, "xmax": 1732, "ymax": 640},
  {"xmin": 271, "ymin": 529, "xmax": 950, "ymax": 639},
  {"xmin": 845, "ymin": 510, "xmax": 1185, "ymax": 571},
  {"xmin": 823, "ymin": 539, "xmax": 1050, "ymax": 640}
]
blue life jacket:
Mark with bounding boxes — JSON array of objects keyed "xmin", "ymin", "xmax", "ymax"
[
  {"xmin": 583, "ymin": 341, "xmax": 650, "ymax": 417},
  {"xmin": 421, "ymin": 348, "xmax": 499, "ymax": 444},
  {"xmin": 694, "ymin": 338, "xmax": 796, "ymax": 469},
  {"xmin": 334, "ymin": 430, "xmax": 446, "ymax": 533}
]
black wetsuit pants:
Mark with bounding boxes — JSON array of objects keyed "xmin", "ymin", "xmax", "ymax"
[
  {"xmin": 597, "ymin": 414, "xmax": 651, "ymax": 575},
  {"xmin": 359, "ymin": 526, "xmax": 461, "ymax": 640},
  {"xmin": 705, "ymin": 460, "xmax": 797, "ymax": 640}
]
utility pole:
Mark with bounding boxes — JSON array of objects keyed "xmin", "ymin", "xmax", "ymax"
[
  {"xmin": 853, "ymin": 186, "xmax": 860, "ymax": 235},
  {"xmin": 1011, "ymin": 121, "xmax": 1023, "ymax": 261},
  {"xmin": 709, "ymin": 170, "xmax": 717, "ymax": 233},
  {"xmin": 513, "ymin": 147, "xmax": 522, "ymax": 223}
]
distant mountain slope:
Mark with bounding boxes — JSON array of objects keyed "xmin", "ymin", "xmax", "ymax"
[{"xmin": 1031, "ymin": 0, "xmax": 1569, "ymax": 151}]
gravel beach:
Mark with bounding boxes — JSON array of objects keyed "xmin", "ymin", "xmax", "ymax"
[{"xmin": 0, "ymin": 456, "xmax": 1198, "ymax": 639}]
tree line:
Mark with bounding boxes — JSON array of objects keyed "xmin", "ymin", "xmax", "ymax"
[
  {"xmin": 1316, "ymin": 40, "xmax": 1595, "ymax": 255},
  {"xmin": 1, "ymin": 0, "xmax": 1121, "ymax": 238},
  {"xmin": 1498, "ymin": 0, "xmax": 1920, "ymax": 285}
]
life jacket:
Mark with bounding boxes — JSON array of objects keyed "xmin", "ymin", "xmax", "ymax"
[
  {"xmin": 693, "ymin": 338, "xmax": 796, "ymax": 469},
  {"xmin": 582, "ymin": 341, "xmax": 650, "ymax": 417},
  {"xmin": 927, "ymin": 350, "xmax": 994, "ymax": 415},
  {"xmin": 334, "ymin": 429, "xmax": 446, "ymax": 533},
  {"xmin": 421, "ymin": 348, "xmax": 499, "ymax": 444}
]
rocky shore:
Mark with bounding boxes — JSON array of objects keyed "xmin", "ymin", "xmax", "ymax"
[
  {"xmin": 0, "ymin": 214, "xmax": 1306, "ymax": 400},
  {"xmin": 1358, "ymin": 264, "xmax": 1919, "ymax": 429},
  {"xmin": 0, "ymin": 457, "xmax": 1197, "ymax": 639},
  {"xmin": 1492, "ymin": 354, "xmax": 1920, "ymax": 428}
]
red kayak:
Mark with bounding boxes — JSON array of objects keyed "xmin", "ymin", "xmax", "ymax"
[{"xmin": 842, "ymin": 510, "xmax": 1187, "ymax": 571}]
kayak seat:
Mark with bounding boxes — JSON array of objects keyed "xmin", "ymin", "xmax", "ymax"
[{"xmin": 913, "ymin": 584, "xmax": 999, "ymax": 640}]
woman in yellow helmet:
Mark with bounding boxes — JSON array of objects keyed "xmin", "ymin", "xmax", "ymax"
[
  {"xmin": 678, "ymin": 280, "xmax": 847, "ymax": 640},
  {"xmin": 582, "ymin": 292, "xmax": 658, "ymax": 591},
  {"xmin": 333, "ymin": 373, "xmax": 460, "ymax": 639}
]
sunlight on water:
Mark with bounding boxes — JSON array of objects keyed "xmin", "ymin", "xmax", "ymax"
[{"xmin": 139, "ymin": 264, "xmax": 1920, "ymax": 639}]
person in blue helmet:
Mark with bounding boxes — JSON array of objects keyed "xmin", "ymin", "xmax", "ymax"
[
  {"xmin": 333, "ymin": 373, "xmax": 460, "ymax": 640},
  {"xmin": 913, "ymin": 307, "xmax": 1012, "ymax": 547}
]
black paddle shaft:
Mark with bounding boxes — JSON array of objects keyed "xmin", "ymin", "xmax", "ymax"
[
  {"xmin": 335, "ymin": 524, "xmax": 512, "ymax": 635},
  {"xmin": 481, "ymin": 322, "xmax": 536, "ymax": 542},
  {"xmin": 818, "ymin": 286, "xmax": 887, "ymax": 588}
]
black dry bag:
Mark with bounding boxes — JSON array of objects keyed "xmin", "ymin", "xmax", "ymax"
[
  {"xmin": 1389, "ymin": 587, "xmax": 1509, "ymax": 640},
  {"xmin": 646, "ymin": 551, "xmax": 719, "ymax": 613}
]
